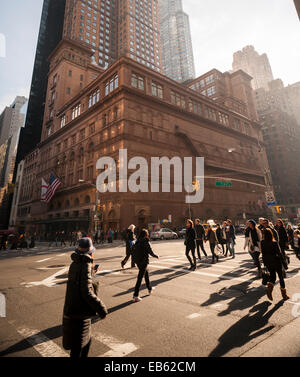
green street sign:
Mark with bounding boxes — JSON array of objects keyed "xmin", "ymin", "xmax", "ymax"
[{"xmin": 216, "ymin": 182, "xmax": 232, "ymax": 187}]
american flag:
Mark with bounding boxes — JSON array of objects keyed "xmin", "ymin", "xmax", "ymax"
[{"xmin": 44, "ymin": 173, "xmax": 61, "ymax": 203}]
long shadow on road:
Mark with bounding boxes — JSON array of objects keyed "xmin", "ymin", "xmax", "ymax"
[{"xmin": 209, "ymin": 301, "xmax": 283, "ymax": 357}]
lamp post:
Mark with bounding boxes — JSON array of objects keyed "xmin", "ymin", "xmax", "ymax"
[{"xmin": 78, "ymin": 180, "xmax": 100, "ymax": 233}]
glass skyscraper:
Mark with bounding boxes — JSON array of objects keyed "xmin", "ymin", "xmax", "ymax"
[{"xmin": 158, "ymin": 0, "xmax": 195, "ymax": 83}]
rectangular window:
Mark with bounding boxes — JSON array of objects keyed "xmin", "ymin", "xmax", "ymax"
[
  {"xmin": 152, "ymin": 81, "xmax": 163, "ymax": 98},
  {"xmin": 171, "ymin": 91, "xmax": 186, "ymax": 108},
  {"xmin": 219, "ymin": 112, "xmax": 229, "ymax": 126},
  {"xmin": 204, "ymin": 106, "xmax": 217, "ymax": 121},
  {"xmin": 131, "ymin": 73, "xmax": 144, "ymax": 90},
  {"xmin": 60, "ymin": 114, "xmax": 66, "ymax": 128},
  {"xmin": 105, "ymin": 73, "xmax": 119, "ymax": 95},
  {"xmin": 88, "ymin": 88, "xmax": 100, "ymax": 107},
  {"xmin": 72, "ymin": 104, "xmax": 81, "ymax": 120}
]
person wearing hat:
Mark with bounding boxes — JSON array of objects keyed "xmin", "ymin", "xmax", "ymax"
[
  {"xmin": 62, "ymin": 238, "xmax": 108, "ymax": 358},
  {"xmin": 244, "ymin": 219, "xmax": 263, "ymax": 278}
]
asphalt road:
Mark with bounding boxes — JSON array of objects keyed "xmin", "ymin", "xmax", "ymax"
[{"xmin": 0, "ymin": 236, "xmax": 300, "ymax": 358}]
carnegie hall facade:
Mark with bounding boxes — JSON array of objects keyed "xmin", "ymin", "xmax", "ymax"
[{"xmin": 14, "ymin": 38, "xmax": 273, "ymax": 234}]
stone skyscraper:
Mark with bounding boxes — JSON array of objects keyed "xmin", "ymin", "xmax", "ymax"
[
  {"xmin": 158, "ymin": 0, "xmax": 195, "ymax": 83},
  {"xmin": 232, "ymin": 45, "xmax": 274, "ymax": 90}
]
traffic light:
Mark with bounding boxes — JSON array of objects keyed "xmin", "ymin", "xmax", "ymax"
[
  {"xmin": 275, "ymin": 206, "xmax": 284, "ymax": 214},
  {"xmin": 96, "ymin": 204, "xmax": 101, "ymax": 213}
]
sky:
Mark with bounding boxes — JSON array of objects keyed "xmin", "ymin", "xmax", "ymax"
[{"xmin": 0, "ymin": 0, "xmax": 299, "ymax": 114}]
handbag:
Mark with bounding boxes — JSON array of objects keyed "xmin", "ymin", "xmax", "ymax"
[{"xmin": 262, "ymin": 267, "xmax": 270, "ymax": 286}]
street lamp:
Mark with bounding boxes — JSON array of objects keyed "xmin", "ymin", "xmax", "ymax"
[{"xmin": 78, "ymin": 180, "xmax": 100, "ymax": 233}]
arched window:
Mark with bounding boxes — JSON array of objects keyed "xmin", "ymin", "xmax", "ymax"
[{"xmin": 85, "ymin": 195, "xmax": 91, "ymax": 204}]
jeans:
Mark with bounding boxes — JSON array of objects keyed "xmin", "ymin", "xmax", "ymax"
[
  {"xmin": 268, "ymin": 266, "xmax": 285, "ymax": 289},
  {"xmin": 185, "ymin": 245, "xmax": 196, "ymax": 267},
  {"xmin": 70, "ymin": 339, "xmax": 92, "ymax": 358},
  {"xmin": 134, "ymin": 264, "xmax": 151, "ymax": 297},
  {"xmin": 210, "ymin": 243, "xmax": 218, "ymax": 262},
  {"xmin": 196, "ymin": 240, "xmax": 207, "ymax": 258},
  {"xmin": 225, "ymin": 240, "xmax": 235, "ymax": 257}
]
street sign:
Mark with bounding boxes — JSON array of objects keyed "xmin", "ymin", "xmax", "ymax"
[
  {"xmin": 216, "ymin": 182, "xmax": 232, "ymax": 187},
  {"xmin": 265, "ymin": 191, "xmax": 275, "ymax": 203}
]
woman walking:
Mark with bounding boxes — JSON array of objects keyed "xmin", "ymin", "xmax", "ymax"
[
  {"xmin": 132, "ymin": 229, "xmax": 159, "ymax": 302},
  {"xmin": 275, "ymin": 219, "xmax": 289, "ymax": 255},
  {"xmin": 206, "ymin": 225, "xmax": 219, "ymax": 264},
  {"xmin": 286, "ymin": 224, "xmax": 294, "ymax": 250},
  {"xmin": 261, "ymin": 228, "xmax": 290, "ymax": 301},
  {"xmin": 185, "ymin": 219, "xmax": 196, "ymax": 271},
  {"xmin": 121, "ymin": 224, "xmax": 136, "ymax": 269},
  {"xmin": 244, "ymin": 219, "xmax": 263, "ymax": 278},
  {"xmin": 62, "ymin": 238, "xmax": 108, "ymax": 358}
]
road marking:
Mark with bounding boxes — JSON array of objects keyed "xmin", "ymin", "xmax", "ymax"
[
  {"xmin": 36, "ymin": 258, "xmax": 52, "ymax": 263},
  {"xmin": 149, "ymin": 263, "xmax": 260, "ymax": 285},
  {"xmin": 21, "ymin": 266, "xmax": 69, "ymax": 288},
  {"xmin": 164, "ymin": 258, "xmax": 240, "ymax": 270},
  {"xmin": 186, "ymin": 313, "xmax": 205, "ymax": 319},
  {"xmin": 93, "ymin": 333, "xmax": 138, "ymax": 357},
  {"xmin": 11, "ymin": 324, "xmax": 68, "ymax": 357}
]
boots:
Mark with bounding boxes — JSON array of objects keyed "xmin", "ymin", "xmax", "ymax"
[
  {"xmin": 280, "ymin": 288, "xmax": 290, "ymax": 301},
  {"xmin": 266, "ymin": 282, "xmax": 274, "ymax": 301}
]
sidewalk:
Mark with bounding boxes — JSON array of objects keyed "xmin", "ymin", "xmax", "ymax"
[{"xmin": 241, "ymin": 315, "xmax": 300, "ymax": 357}]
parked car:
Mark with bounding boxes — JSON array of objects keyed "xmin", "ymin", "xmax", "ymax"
[
  {"xmin": 177, "ymin": 228, "xmax": 186, "ymax": 239},
  {"xmin": 151, "ymin": 228, "xmax": 179, "ymax": 240}
]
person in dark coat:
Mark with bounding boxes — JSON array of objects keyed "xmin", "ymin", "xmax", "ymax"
[
  {"xmin": 205, "ymin": 225, "xmax": 219, "ymax": 264},
  {"xmin": 286, "ymin": 225, "xmax": 294, "ymax": 250},
  {"xmin": 121, "ymin": 224, "xmax": 136, "ymax": 269},
  {"xmin": 194, "ymin": 219, "xmax": 207, "ymax": 260},
  {"xmin": 62, "ymin": 238, "xmax": 108, "ymax": 358},
  {"xmin": 185, "ymin": 219, "xmax": 196, "ymax": 271},
  {"xmin": 216, "ymin": 224, "xmax": 226, "ymax": 255},
  {"xmin": 261, "ymin": 218, "xmax": 279, "ymax": 241},
  {"xmin": 132, "ymin": 229, "xmax": 159, "ymax": 302},
  {"xmin": 261, "ymin": 228, "xmax": 289, "ymax": 301},
  {"xmin": 275, "ymin": 219, "xmax": 289, "ymax": 255}
]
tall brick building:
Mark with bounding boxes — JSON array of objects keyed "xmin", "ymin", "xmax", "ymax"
[
  {"xmin": 13, "ymin": 39, "xmax": 272, "ymax": 235},
  {"xmin": 232, "ymin": 45, "xmax": 274, "ymax": 91}
]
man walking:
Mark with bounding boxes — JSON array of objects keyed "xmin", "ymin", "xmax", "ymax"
[
  {"xmin": 194, "ymin": 219, "xmax": 207, "ymax": 260},
  {"xmin": 225, "ymin": 220, "xmax": 236, "ymax": 258}
]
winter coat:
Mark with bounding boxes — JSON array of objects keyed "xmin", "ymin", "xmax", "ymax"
[
  {"xmin": 185, "ymin": 227, "xmax": 196, "ymax": 249},
  {"xmin": 132, "ymin": 238, "xmax": 158, "ymax": 266},
  {"xmin": 275, "ymin": 226, "xmax": 288, "ymax": 246},
  {"xmin": 195, "ymin": 224, "xmax": 205, "ymax": 240},
  {"xmin": 207, "ymin": 229, "xmax": 218, "ymax": 244},
  {"xmin": 244, "ymin": 226, "xmax": 262, "ymax": 253},
  {"xmin": 62, "ymin": 253, "xmax": 107, "ymax": 350},
  {"xmin": 216, "ymin": 227, "xmax": 225, "ymax": 243},
  {"xmin": 261, "ymin": 240, "xmax": 284, "ymax": 270}
]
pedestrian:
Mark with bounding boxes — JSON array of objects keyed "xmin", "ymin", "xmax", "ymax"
[
  {"xmin": 185, "ymin": 219, "xmax": 196, "ymax": 271},
  {"xmin": 121, "ymin": 224, "xmax": 136, "ymax": 269},
  {"xmin": 286, "ymin": 225, "xmax": 294, "ymax": 250},
  {"xmin": 107, "ymin": 229, "xmax": 113, "ymax": 244},
  {"xmin": 60, "ymin": 231, "xmax": 66, "ymax": 247},
  {"xmin": 62, "ymin": 237, "xmax": 108, "ymax": 358},
  {"xmin": 275, "ymin": 219, "xmax": 289, "ymax": 256},
  {"xmin": 132, "ymin": 229, "xmax": 159, "ymax": 302},
  {"xmin": 77, "ymin": 231, "xmax": 82, "ymax": 243},
  {"xmin": 258, "ymin": 217, "xmax": 265, "ymax": 231},
  {"xmin": 205, "ymin": 225, "xmax": 219, "ymax": 264},
  {"xmin": 194, "ymin": 219, "xmax": 207, "ymax": 260},
  {"xmin": 224, "ymin": 219, "xmax": 236, "ymax": 258},
  {"xmin": 29, "ymin": 233, "xmax": 36, "ymax": 249},
  {"xmin": 261, "ymin": 219, "xmax": 279, "ymax": 241},
  {"xmin": 244, "ymin": 219, "xmax": 263, "ymax": 278},
  {"xmin": 261, "ymin": 228, "xmax": 290, "ymax": 301},
  {"xmin": 293, "ymin": 230, "xmax": 300, "ymax": 259},
  {"xmin": 100, "ymin": 230, "xmax": 105, "ymax": 244},
  {"xmin": 94, "ymin": 232, "xmax": 98, "ymax": 245},
  {"xmin": 0, "ymin": 234, "xmax": 7, "ymax": 250},
  {"xmin": 216, "ymin": 223, "xmax": 226, "ymax": 255}
]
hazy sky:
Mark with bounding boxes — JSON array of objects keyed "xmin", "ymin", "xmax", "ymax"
[{"xmin": 0, "ymin": 0, "xmax": 299, "ymax": 113}]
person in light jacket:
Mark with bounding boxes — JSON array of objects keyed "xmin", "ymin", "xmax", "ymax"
[{"xmin": 244, "ymin": 219, "xmax": 263, "ymax": 278}]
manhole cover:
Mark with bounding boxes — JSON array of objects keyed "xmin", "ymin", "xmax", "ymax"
[
  {"xmin": 218, "ymin": 288, "xmax": 245, "ymax": 298},
  {"xmin": 47, "ymin": 265, "xmax": 66, "ymax": 269}
]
